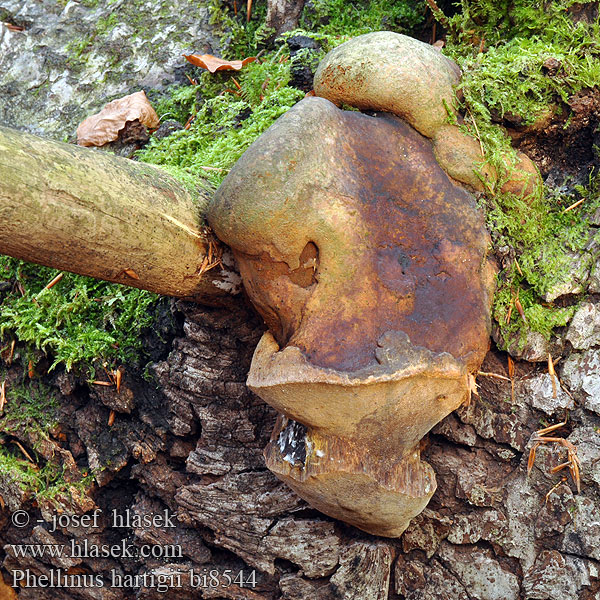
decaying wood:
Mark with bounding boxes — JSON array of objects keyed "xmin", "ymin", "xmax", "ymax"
[
  {"xmin": 0, "ymin": 125, "xmax": 240, "ymax": 305},
  {"xmin": 2, "ymin": 300, "xmax": 600, "ymax": 599}
]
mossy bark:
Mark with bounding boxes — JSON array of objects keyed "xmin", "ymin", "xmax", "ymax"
[{"xmin": 0, "ymin": 126, "xmax": 239, "ymax": 305}]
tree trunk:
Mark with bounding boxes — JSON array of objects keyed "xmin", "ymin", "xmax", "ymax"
[
  {"xmin": 266, "ymin": 0, "xmax": 305, "ymax": 36},
  {"xmin": 0, "ymin": 126, "xmax": 240, "ymax": 305},
  {"xmin": 2, "ymin": 299, "xmax": 599, "ymax": 599}
]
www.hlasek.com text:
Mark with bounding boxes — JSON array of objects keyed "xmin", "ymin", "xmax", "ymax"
[{"xmin": 9, "ymin": 538, "xmax": 182, "ymax": 560}]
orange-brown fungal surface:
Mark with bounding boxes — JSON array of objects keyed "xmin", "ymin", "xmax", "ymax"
[{"xmin": 208, "ymin": 95, "xmax": 496, "ymax": 536}]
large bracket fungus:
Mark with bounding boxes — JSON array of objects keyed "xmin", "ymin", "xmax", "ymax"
[{"xmin": 208, "ymin": 32, "xmax": 539, "ymax": 537}]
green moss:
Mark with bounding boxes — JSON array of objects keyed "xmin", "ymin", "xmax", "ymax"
[
  {"xmin": 0, "ymin": 448, "xmax": 95, "ymax": 503},
  {"xmin": 142, "ymin": 0, "xmax": 425, "ymax": 188},
  {"xmin": 446, "ymin": 0, "xmax": 599, "ymax": 49},
  {"xmin": 437, "ymin": 2, "xmax": 600, "ymax": 184},
  {"xmin": 487, "ymin": 173, "xmax": 600, "ymax": 348},
  {"xmin": 65, "ymin": 38, "xmax": 92, "ymax": 62},
  {"xmin": 139, "ymin": 0, "xmax": 425, "ymax": 187},
  {"xmin": 0, "ymin": 381, "xmax": 94, "ymax": 504},
  {"xmin": 152, "ymin": 84, "xmax": 199, "ymax": 124},
  {"xmin": 95, "ymin": 12, "xmax": 119, "ymax": 36},
  {"xmin": 448, "ymin": 32, "xmax": 600, "ymax": 129},
  {"xmin": 421, "ymin": 0, "xmax": 600, "ymax": 347},
  {"xmin": 0, "ymin": 258, "xmax": 160, "ymax": 374},
  {"xmin": 0, "ymin": 381, "xmax": 58, "ymax": 437},
  {"xmin": 208, "ymin": 0, "xmax": 271, "ymax": 58},
  {"xmin": 139, "ymin": 52, "xmax": 304, "ymax": 187},
  {"xmin": 300, "ymin": 0, "xmax": 425, "ymax": 40},
  {"xmin": 0, "ymin": 450, "xmax": 41, "ymax": 492}
]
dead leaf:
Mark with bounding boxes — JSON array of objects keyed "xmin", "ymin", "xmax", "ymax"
[
  {"xmin": 76, "ymin": 91, "xmax": 159, "ymax": 147},
  {"xmin": 0, "ymin": 571, "xmax": 17, "ymax": 599},
  {"xmin": 122, "ymin": 268, "xmax": 140, "ymax": 280},
  {"xmin": 183, "ymin": 53, "xmax": 256, "ymax": 73}
]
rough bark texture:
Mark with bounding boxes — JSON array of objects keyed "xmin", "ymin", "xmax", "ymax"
[
  {"xmin": 2, "ymin": 298, "xmax": 600, "ymax": 599},
  {"xmin": 0, "ymin": 126, "xmax": 241, "ymax": 305},
  {"xmin": 265, "ymin": 0, "xmax": 305, "ymax": 36}
]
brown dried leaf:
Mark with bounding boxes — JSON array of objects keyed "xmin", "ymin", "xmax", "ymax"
[
  {"xmin": 0, "ymin": 571, "xmax": 17, "ymax": 599},
  {"xmin": 76, "ymin": 91, "xmax": 159, "ymax": 147},
  {"xmin": 183, "ymin": 53, "xmax": 256, "ymax": 73},
  {"xmin": 123, "ymin": 268, "xmax": 140, "ymax": 280}
]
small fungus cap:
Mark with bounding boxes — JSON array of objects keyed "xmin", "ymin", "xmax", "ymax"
[{"xmin": 313, "ymin": 31, "xmax": 461, "ymax": 139}]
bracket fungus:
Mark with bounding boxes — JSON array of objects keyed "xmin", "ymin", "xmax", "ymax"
[{"xmin": 208, "ymin": 32, "xmax": 537, "ymax": 537}]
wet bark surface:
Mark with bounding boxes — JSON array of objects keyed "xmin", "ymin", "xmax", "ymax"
[{"xmin": 1, "ymin": 298, "xmax": 600, "ymax": 599}]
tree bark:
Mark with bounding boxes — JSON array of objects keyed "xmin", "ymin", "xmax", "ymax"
[
  {"xmin": 266, "ymin": 0, "xmax": 305, "ymax": 36},
  {"xmin": 0, "ymin": 126, "xmax": 241, "ymax": 305},
  {"xmin": 3, "ymin": 299, "xmax": 600, "ymax": 599}
]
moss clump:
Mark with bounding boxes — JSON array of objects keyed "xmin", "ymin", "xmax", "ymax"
[
  {"xmin": 300, "ymin": 0, "xmax": 425, "ymax": 39},
  {"xmin": 423, "ymin": 0, "xmax": 600, "ymax": 348},
  {"xmin": 208, "ymin": 0, "xmax": 271, "ymax": 58},
  {"xmin": 0, "ymin": 258, "xmax": 160, "ymax": 373},
  {"xmin": 0, "ymin": 381, "xmax": 93, "ymax": 505},
  {"xmin": 0, "ymin": 448, "xmax": 94, "ymax": 504},
  {"xmin": 488, "ymin": 181, "xmax": 598, "ymax": 352},
  {"xmin": 141, "ymin": 41, "xmax": 310, "ymax": 187},
  {"xmin": 488, "ymin": 183, "xmax": 597, "ymax": 285},
  {"xmin": 0, "ymin": 381, "xmax": 58, "ymax": 437},
  {"xmin": 440, "ymin": 1, "xmax": 600, "ymax": 173}
]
